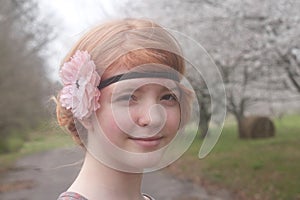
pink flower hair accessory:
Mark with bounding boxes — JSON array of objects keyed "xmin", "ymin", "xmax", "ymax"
[{"xmin": 59, "ymin": 50, "xmax": 101, "ymax": 120}]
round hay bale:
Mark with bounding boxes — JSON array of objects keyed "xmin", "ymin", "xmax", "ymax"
[
  {"xmin": 250, "ymin": 116, "xmax": 275, "ymax": 138},
  {"xmin": 240, "ymin": 116, "xmax": 275, "ymax": 139}
]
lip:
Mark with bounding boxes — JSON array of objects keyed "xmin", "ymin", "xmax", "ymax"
[{"xmin": 129, "ymin": 136, "xmax": 163, "ymax": 148}]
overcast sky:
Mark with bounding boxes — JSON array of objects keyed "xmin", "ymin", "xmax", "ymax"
[{"xmin": 37, "ymin": 0, "xmax": 125, "ymax": 80}]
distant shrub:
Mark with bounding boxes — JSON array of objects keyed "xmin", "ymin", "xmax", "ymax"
[{"xmin": 0, "ymin": 132, "xmax": 25, "ymax": 153}]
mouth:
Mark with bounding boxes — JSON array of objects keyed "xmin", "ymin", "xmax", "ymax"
[{"xmin": 128, "ymin": 136, "xmax": 164, "ymax": 148}]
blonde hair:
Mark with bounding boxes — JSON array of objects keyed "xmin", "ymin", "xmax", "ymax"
[{"xmin": 56, "ymin": 18, "xmax": 192, "ymax": 146}]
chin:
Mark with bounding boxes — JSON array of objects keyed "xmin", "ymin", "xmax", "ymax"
[{"xmin": 111, "ymin": 146, "xmax": 169, "ymax": 173}]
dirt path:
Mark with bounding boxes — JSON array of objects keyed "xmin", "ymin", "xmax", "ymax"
[{"xmin": 0, "ymin": 147, "xmax": 231, "ymax": 200}]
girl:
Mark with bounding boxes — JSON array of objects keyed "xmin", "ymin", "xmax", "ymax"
[{"xmin": 56, "ymin": 18, "xmax": 194, "ymax": 200}]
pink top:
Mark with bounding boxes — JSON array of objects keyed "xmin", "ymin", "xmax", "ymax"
[{"xmin": 57, "ymin": 192, "xmax": 155, "ymax": 200}]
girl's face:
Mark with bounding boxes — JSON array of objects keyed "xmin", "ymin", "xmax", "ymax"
[{"xmin": 96, "ymin": 75, "xmax": 181, "ymax": 153}]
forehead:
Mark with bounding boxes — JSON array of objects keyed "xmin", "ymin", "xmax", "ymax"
[
  {"xmin": 112, "ymin": 78, "xmax": 179, "ymax": 92},
  {"xmin": 99, "ymin": 62, "xmax": 181, "ymax": 91}
]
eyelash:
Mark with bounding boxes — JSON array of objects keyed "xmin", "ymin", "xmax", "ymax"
[
  {"xmin": 115, "ymin": 93, "xmax": 178, "ymax": 102},
  {"xmin": 115, "ymin": 94, "xmax": 136, "ymax": 102},
  {"xmin": 161, "ymin": 93, "xmax": 178, "ymax": 102}
]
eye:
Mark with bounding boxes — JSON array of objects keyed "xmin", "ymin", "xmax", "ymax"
[
  {"xmin": 114, "ymin": 94, "xmax": 137, "ymax": 102},
  {"xmin": 161, "ymin": 93, "xmax": 178, "ymax": 102}
]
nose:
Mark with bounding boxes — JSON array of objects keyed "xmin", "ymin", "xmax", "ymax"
[{"xmin": 136, "ymin": 103, "xmax": 166, "ymax": 129}]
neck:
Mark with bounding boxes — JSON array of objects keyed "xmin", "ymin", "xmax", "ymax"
[{"xmin": 68, "ymin": 151, "xmax": 144, "ymax": 200}]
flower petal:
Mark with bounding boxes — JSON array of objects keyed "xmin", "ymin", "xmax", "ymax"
[
  {"xmin": 60, "ymin": 85, "xmax": 73, "ymax": 109},
  {"xmin": 59, "ymin": 50, "xmax": 101, "ymax": 120}
]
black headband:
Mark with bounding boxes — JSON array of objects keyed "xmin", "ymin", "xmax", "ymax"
[{"xmin": 97, "ymin": 71, "xmax": 180, "ymax": 90}]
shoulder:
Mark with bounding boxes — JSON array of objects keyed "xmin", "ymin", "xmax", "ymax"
[{"xmin": 57, "ymin": 192, "xmax": 88, "ymax": 200}]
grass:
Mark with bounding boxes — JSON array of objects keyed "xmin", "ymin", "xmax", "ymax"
[
  {"xmin": 0, "ymin": 121, "xmax": 73, "ymax": 173},
  {"xmin": 169, "ymin": 114, "xmax": 300, "ymax": 200}
]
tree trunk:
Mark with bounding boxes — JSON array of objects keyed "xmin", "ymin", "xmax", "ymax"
[
  {"xmin": 199, "ymin": 119, "xmax": 209, "ymax": 138},
  {"xmin": 198, "ymin": 100, "xmax": 211, "ymax": 138},
  {"xmin": 236, "ymin": 115, "xmax": 247, "ymax": 138}
]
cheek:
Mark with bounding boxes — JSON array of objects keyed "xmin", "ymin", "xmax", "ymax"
[
  {"xmin": 96, "ymin": 107, "xmax": 123, "ymax": 140},
  {"xmin": 105, "ymin": 116, "xmax": 119, "ymax": 133},
  {"xmin": 165, "ymin": 107, "xmax": 181, "ymax": 132}
]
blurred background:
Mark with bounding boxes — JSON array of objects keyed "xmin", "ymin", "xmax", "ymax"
[{"xmin": 0, "ymin": 0, "xmax": 300, "ymax": 200}]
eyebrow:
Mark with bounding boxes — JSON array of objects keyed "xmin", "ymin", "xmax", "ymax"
[{"xmin": 114, "ymin": 85, "xmax": 180, "ymax": 95}]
